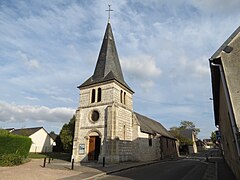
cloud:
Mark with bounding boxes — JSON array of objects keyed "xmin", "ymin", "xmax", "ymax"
[
  {"xmin": 178, "ymin": 56, "xmax": 210, "ymax": 77},
  {"xmin": 17, "ymin": 51, "xmax": 40, "ymax": 69},
  {"xmin": 121, "ymin": 55, "xmax": 162, "ymax": 80},
  {"xmin": 0, "ymin": 101, "xmax": 75, "ymax": 124}
]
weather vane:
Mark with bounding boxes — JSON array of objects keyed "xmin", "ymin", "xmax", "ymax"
[{"xmin": 106, "ymin": 4, "xmax": 113, "ymax": 22}]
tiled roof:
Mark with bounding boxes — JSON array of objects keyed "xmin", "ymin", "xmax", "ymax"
[
  {"xmin": 179, "ymin": 129, "xmax": 194, "ymax": 140},
  {"xmin": 11, "ymin": 127, "xmax": 43, "ymax": 137},
  {"xmin": 79, "ymin": 22, "xmax": 133, "ymax": 92},
  {"xmin": 134, "ymin": 112, "xmax": 175, "ymax": 139}
]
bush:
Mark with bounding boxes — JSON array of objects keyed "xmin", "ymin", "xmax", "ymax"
[
  {"xmin": 0, "ymin": 129, "xmax": 31, "ymax": 166},
  {"xmin": 0, "ymin": 154, "xmax": 23, "ymax": 166}
]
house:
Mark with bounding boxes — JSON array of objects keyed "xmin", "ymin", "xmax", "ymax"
[
  {"xmin": 202, "ymin": 139, "xmax": 214, "ymax": 149},
  {"xmin": 72, "ymin": 20, "xmax": 178, "ymax": 163},
  {"xmin": 10, "ymin": 127, "xmax": 54, "ymax": 153},
  {"xmin": 209, "ymin": 26, "xmax": 240, "ymax": 179},
  {"xmin": 179, "ymin": 129, "xmax": 198, "ymax": 154}
]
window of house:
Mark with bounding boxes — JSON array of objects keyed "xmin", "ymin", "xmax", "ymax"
[
  {"xmin": 166, "ymin": 139, "xmax": 168, "ymax": 148},
  {"xmin": 124, "ymin": 92, "xmax": 126, "ymax": 104},
  {"xmin": 91, "ymin": 89, "xmax": 95, "ymax": 103},
  {"xmin": 149, "ymin": 135, "xmax": 152, "ymax": 147},
  {"xmin": 120, "ymin": 90, "xmax": 123, "ymax": 103},
  {"xmin": 97, "ymin": 88, "xmax": 101, "ymax": 102}
]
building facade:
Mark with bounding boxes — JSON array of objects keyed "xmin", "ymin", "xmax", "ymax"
[
  {"xmin": 11, "ymin": 127, "xmax": 54, "ymax": 153},
  {"xmin": 72, "ymin": 21, "xmax": 178, "ymax": 163},
  {"xmin": 209, "ymin": 26, "xmax": 240, "ymax": 179}
]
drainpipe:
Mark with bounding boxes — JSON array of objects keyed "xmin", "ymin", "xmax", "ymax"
[{"xmin": 211, "ymin": 62, "xmax": 240, "ymax": 157}]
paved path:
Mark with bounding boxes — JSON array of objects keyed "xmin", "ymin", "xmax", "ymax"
[{"xmin": 0, "ymin": 159, "xmax": 79, "ymax": 180}]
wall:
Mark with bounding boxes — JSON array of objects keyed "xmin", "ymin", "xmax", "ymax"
[
  {"xmin": 29, "ymin": 128, "xmax": 53, "ymax": 153},
  {"xmin": 72, "ymin": 81, "xmax": 134, "ymax": 163},
  {"xmin": 160, "ymin": 137, "xmax": 178, "ymax": 158},
  {"xmin": 218, "ymin": 75, "xmax": 240, "ymax": 179},
  {"xmin": 218, "ymin": 33, "xmax": 240, "ymax": 179}
]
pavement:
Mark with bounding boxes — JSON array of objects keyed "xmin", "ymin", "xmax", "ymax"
[{"xmin": 0, "ymin": 155, "xmax": 237, "ymax": 180}]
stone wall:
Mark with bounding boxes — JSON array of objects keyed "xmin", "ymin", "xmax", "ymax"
[
  {"xmin": 160, "ymin": 137, "xmax": 178, "ymax": 158},
  {"xmin": 218, "ymin": 78, "xmax": 240, "ymax": 179}
]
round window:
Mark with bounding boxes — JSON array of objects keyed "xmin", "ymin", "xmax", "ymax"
[{"xmin": 91, "ymin": 110, "xmax": 100, "ymax": 122}]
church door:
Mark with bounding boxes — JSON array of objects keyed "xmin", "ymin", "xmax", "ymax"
[{"xmin": 88, "ymin": 136, "xmax": 101, "ymax": 161}]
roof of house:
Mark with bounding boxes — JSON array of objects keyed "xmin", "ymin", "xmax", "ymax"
[
  {"xmin": 134, "ymin": 112, "xmax": 175, "ymax": 139},
  {"xmin": 11, "ymin": 127, "xmax": 43, "ymax": 136},
  {"xmin": 49, "ymin": 132, "xmax": 58, "ymax": 140},
  {"xmin": 179, "ymin": 129, "xmax": 194, "ymax": 140},
  {"xmin": 79, "ymin": 22, "xmax": 133, "ymax": 93},
  {"xmin": 5, "ymin": 128, "xmax": 14, "ymax": 132}
]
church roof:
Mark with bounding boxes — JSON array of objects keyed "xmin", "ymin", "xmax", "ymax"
[
  {"xmin": 134, "ymin": 112, "xmax": 175, "ymax": 139},
  {"xmin": 79, "ymin": 22, "xmax": 133, "ymax": 92}
]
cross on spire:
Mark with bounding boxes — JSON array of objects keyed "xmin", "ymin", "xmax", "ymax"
[{"xmin": 106, "ymin": 4, "xmax": 113, "ymax": 22}]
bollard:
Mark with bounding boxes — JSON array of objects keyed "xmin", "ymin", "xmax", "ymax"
[
  {"xmin": 48, "ymin": 157, "xmax": 51, "ymax": 164},
  {"xmin": 103, "ymin": 157, "xmax": 105, "ymax": 167},
  {"xmin": 71, "ymin": 159, "xmax": 74, "ymax": 170},
  {"xmin": 205, "ymin": 153, "xmax": 209, "ymax": 162},
  {"xmin": 43, "ymin": 157, "xmax": 46, "ymax": 167}
]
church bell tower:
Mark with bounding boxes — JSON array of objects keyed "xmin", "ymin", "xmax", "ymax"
[{"xmin": 72, "ymin": 19, "xmax": 134, "ymax": 163}]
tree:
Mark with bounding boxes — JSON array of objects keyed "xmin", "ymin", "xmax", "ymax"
[
  {"xmin": 59, "ymin": 115, "xmax": 75, "ymax": 152},
  {"xmin": 179, "ymin": 121, "xmax": 200, "ymax": 135},
  {"xmin": 210, "ymin": 131, "xmax": 217, "ymax": 144},
  {"xmin": 169, "ymin": 121, "xmax": 200, "ymax": 146}
]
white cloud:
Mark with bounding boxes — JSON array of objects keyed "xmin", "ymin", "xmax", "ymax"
[
  {"xmin": 121, "ymin": 55, "xmax": 162, "ymax": 80},
  {"xmin": 17, "ymin": 51, "xmax": 40, "ymax": 69},
  {"xmin": 0, "ymin": 101, "xmax": 75, "ymax": 123}
]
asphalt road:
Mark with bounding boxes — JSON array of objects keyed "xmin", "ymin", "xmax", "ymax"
[{"xmin": 98, "ymin": 159, "xmax": 208, "ymax": 180}]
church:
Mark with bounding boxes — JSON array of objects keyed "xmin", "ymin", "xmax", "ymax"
[{"xmin": 72, "ymin": 19, "xmax": 178, "ymax": 163}]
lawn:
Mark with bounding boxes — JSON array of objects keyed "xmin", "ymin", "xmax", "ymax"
[{"xmin": 28, "ymin": 152, "xmax": 71, "ymax": 161}]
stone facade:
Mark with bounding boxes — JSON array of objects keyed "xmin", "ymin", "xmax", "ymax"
[{"xmin": 210, "ymin": 26, "xmax": 240, "ymax": 179}]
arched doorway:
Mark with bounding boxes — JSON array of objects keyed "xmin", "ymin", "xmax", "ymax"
[{"xmin": 87, "ymin": 131, "xmax": 101, "ymax": 161}]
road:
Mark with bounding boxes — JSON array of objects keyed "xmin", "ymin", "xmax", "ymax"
[{"xmin": 98, "ymin": 159, "xmax": 209, "ymax": 180}]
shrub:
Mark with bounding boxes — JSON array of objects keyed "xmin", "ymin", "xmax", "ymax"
[
  {"xmin": 0, "ymin": 129, "xmax": 31, "ymax": 166},
  {"xmin": 0, "ymin": 154, "xmax": 23, "ymax": 166}
]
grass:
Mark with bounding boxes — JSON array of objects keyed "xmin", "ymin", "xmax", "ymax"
[{"xmin": 28, "ymin": 152, "xmax": 71, "ymax": 161}]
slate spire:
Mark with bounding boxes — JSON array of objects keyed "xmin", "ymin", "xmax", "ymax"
[{"xmin": 79, "ymin": 22, "xmax": 133, "ymax": 92}]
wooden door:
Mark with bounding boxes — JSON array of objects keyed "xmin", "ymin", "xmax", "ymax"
[{"xmin": 88, "ymin": 136, "xmax": 95, "ymax": 160}]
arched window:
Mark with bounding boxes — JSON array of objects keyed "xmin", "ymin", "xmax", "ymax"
[
  {"xmin": 91, "ymin": 89, "xmax": 95, "ymax": 103},
  {"xmin": 120, "ymin": 90, "xmax": 123, "ymax": 103},
  {"xmin": 97, "ymin": 88, "xmax": 101, "ymax": 102},
  {"xmin": 124, "ymin": 92, "xmax": 126, "ymax": 104}
]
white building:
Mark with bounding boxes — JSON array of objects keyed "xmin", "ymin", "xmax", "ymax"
[{"xmin": 11, "ymin": 127, "xmax": 54, "ymax": 153}]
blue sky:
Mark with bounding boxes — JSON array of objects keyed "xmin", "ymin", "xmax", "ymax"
[{"xmin": 0, "ymin": 0, "xmax": 240, "ymax": 139}]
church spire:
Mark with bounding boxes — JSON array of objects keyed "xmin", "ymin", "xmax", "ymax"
[{"xmin": 79, "ymin": 21, "xmax": 133, "ymax": 92}]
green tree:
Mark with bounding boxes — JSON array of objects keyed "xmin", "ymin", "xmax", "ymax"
[
  {"xmin": 59, "ymin": 115, "xmax": 75, "ymax": 152},
  {"xmin": 211, "ymin": 131, "xmax": 217, "ymax": 143},
  {"xmin": 169, "ymin": 121, "xmax": 200, "ymax": 146},
  {"xmin": 179, "ymin": 121, "xmax": 200, "ymax": 135}
]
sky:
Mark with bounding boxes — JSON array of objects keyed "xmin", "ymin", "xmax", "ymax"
[{"xmin": 1, "ymin": 0, "xmax": 240, "ymax": 139}]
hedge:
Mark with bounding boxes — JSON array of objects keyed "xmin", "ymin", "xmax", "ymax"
[{"xmin": 0, "ymin": 129, "xmax": 31, "ymax": 166}]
